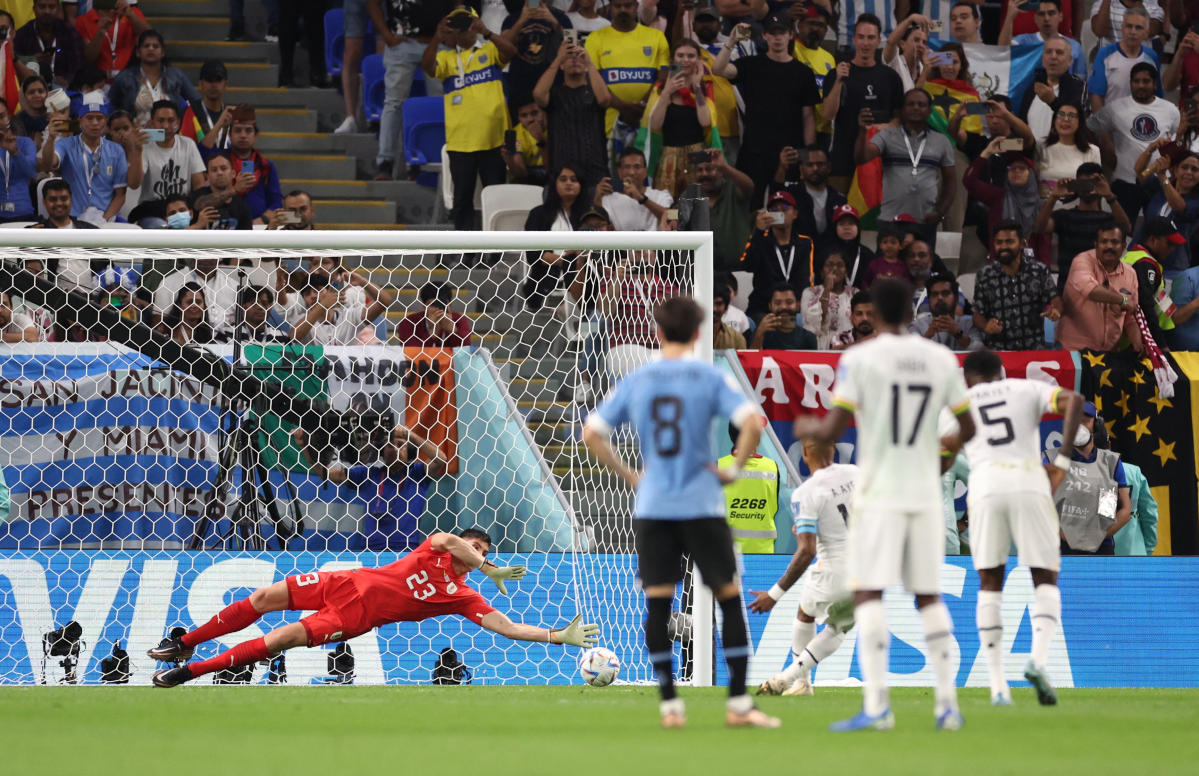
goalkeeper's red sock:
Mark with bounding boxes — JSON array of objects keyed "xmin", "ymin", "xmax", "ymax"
[
  {"xmin": 185, "ymin": 637, "xmax": 271, "ymax": 679},
  {"xmin": 181, "ymin": 599, "xmax": 261, "ymax": 647}
]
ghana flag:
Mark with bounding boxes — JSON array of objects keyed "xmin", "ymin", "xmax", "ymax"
[{"xmin": 1080, "ymin": 350, "xmax": 1198, "ymax": 554}]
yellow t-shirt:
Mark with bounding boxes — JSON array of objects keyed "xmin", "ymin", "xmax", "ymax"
[
  {"xmin": 585, "ymin": 24, "xmax": 670, "ymax": 136},
  {"xmin": 434, "ymin": 42, "xmax": 510, "ymax": 153},
  {"xmin": 697, "ymin": 45, "xmax": 739, "ymax": 139},
  {"xmin": 514, "ymin": 123, "xmax": 547, "ymax": 168},
  {"xmin": 793, "ymin": 42, "xmax": 835, "ymax": 135}
]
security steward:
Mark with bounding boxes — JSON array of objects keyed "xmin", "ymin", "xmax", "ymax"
[{"xmin": 718, "ymin": 424, "xmax": 780, "ymax": 553}]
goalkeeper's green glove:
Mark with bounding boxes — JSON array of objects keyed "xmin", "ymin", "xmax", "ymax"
[
  {"xmin": 550, "ymin": 614, "xmax": 600, "ymax": 647},
  {"xmin": 482, "ymin": 563, "xmax": 527, "ymax": 595}
]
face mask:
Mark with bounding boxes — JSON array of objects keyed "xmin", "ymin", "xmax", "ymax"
[
  {"xmin": 166, "ymin": 211, "xmax": 191, "ymax": 229},
  {"xmin": 1074, "ymin": 425, "xmax": 1092, "ymax": 448}
]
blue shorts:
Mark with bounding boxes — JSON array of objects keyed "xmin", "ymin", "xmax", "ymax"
[{"xmin": 344, "ymin": 0, "xmax": 369, "ymax": 38}]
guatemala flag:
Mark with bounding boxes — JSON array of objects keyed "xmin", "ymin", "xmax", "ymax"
[{"xmin": 930, "ymin": 41, "xmax": 1044, "ymax": 115}]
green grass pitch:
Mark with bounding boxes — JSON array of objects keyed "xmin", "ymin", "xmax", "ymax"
[{"xmin": 3, "ymin": 686, "xmax": 1197, "ymax": 774}]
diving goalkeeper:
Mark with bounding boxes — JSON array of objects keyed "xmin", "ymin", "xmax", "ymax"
[{"xmin": 149, "ymin": 528, "xmax": 599, "ymax": 686}]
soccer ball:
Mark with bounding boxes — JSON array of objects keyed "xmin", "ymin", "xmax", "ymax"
[{"xmin": 578, "ymin": 647, "xmax": 620, "ymax": 687}]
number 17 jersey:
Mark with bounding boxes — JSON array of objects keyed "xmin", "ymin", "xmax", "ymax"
[
  {"xmin": 831, "ymin": 333, "xmax": 971, "ymax": 512},
  {"xmin": 587, "ymin": 359, "xmax": 758, "ymax": 519}
]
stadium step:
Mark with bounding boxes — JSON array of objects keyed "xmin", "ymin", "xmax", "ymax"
[
  {"xmin": 176, "ymin": 60, "xmax": 281, "ymax": 89},
  {"xmin": 170, "ymin": 39, "xmax": 278, "ymax": 63},
  {"xmin": 256, "ymin": 109, "xmax": 319, "ymax": 134},
  {"xmin": 255, "ymin": 132, "xmax": 348, "ymax": 154},
  {"xmin": 310, "ymin": 199, "xmax": 397, "ymax": 225},
  {"xmin": 268, "ymin": 153, "xmax": 356, "ymax": 180},
  {"xmin": 147, "ymin": 16, "xmax": 227, "ymax": 42},
  {"xmin": 225, "ymin": 87, "xmax": 343, "ymax": 116},
  {"xmin": 281, "ymin": 179, "xmax": 416, "ymax": 201},
  {"xmin": 152, "ymin": 0, "xmax": 230, "ymax": 16}
]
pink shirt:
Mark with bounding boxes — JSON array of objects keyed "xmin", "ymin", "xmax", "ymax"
[
  {"xmin": 1058, "ymin": 249, "xmax": 1142, "ymax": 352},
  {"xmin": 394, "ymin": 311, "xmax": 473, "ymax": 348}
]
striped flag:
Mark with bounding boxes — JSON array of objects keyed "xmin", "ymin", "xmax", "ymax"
[
  {"xmin": 928, "ymin": 41, "xmax": 1044, "ymax": 115},
  {"xmin": 847, "ymin": 125, "xmax": 883, "ymax": 229}
]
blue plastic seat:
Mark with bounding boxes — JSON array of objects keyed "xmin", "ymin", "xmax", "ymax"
[
  {"xmin": 324, "ymin": 8, "xmax": 345, "ymax": 77},
  {"xmin": 401, "ymin": 96, "xmax": 445, "ymax": 168},
  {"xmin": 362, "ymin": 54, "xmax": 386, "ymax": 122}
]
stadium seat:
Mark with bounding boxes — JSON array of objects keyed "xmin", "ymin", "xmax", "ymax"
[
  {"xmin": 957, "ymin": 271, "xmax": 976, "ymax": 303},
  {"xmin": 936, "ymin": 231, "xmax": 962, "ymax": 266},
  {"xmin": 481, "ymin": 184, "xmax": 543, "ymax": 231},
  {"xmin": 402, "ymin": 96, "xmax": 446, "ymax": 169},
  {"xmin": 324, "ymin": 9, "xmax": 345, "ymax": 77},
  {"xmin": 362, "ymin": 54, "xmax": 386, "ymax": 122}
]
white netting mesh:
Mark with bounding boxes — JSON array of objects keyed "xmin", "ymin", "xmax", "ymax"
[{"xmin": 0, "ymin": 230, "xmax": 711, "ymax": 686}]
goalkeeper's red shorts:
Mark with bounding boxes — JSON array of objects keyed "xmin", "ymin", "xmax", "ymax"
[{"xmin": 286, "ymin": 570, "xmax": 373, "ymax": 647}]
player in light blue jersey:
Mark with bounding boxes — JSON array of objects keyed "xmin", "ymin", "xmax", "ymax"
[{"xmin": 583, "ymin": 296, "xmax": 779, "ymax": 730}]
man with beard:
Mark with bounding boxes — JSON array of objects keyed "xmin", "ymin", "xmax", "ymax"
[
  {"xmin": 1032, "ymin": 162, "xmax": 1131, "ymax": 290},
  {"xmin": 1058, "ymin": 221, "xmax": 1144, "ymax": 352},
  {"xmin": 972, "ymin": 220, "xmax": 1062, "ymax": 351},
  {"xmin": 750, "ymin": 283, "xmax": 818, "ymax": 349},
  {"xmin": 695, "ymin": 149, "xmax": 754, "ymax": 272},
  {"xmin": 832, "ymin": 290, "xmax": 876, "ymax": 349},
  {"xmin": 910, "ymin": 271, "xmax": 981, "ymax": 350},
  {"xmin": 791, "ymin": 4, "xmax": 836, "ymax": 148},
  {"xmin": 772, "ymin": 145, "xmax": 846, "ymax": 243}
]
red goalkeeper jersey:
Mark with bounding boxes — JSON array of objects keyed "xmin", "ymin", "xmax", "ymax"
[{"xmin": 352, "ymin": 538, "xmax": 497, "ymax": 628}]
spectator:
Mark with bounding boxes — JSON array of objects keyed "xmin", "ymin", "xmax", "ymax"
[
  {"xmin": 690, "ymin": 5, "xmax": 742, "ymax": 156},
  {"xmin": 1114, "ymin": 460, "xmax": 1158, "ymax": 556},
  {"xmin": 717, "ymin": 272, "xmax": 751, "ymax": 338},
  {"xmin": 790, "ymin": 4, "xmax": 835, "ymax": 147},
  {"xmin": 127, "ymin": 99, "xmax": 206, "ymax": 213},
  {"xmin": 882, "ymin": 13, "xmax": 929, "ymax": 92},
  {"xmin": 92, "ymin": 265, "xmax": 143, "ymax": 328},
  {"xmin": 502, "ymin": 98, "xmax": 547, "ymax": 186},
  {"xmin": 225, "ymin": 105, "xmax": 282, "ymax": 224},
  {"xmin": 857, "ymin": 88, "xmax": 956, "ymax": 236},
  {"xmin": 501, "ymin": 0, "xmax": 572, "ymax": 106},
  {"xmin": 1124, "ymin": 216, "xmax": 1184, "ymax": 343},
  {"xmin": 525, "ymin": 163, "xmax": 587, "ymax": 231},
  {"xmin": 696, "ymin": 148, "xmax": 753, "ymax": 272},
  {"xmin": 948, "ymin": 95, "xmax": 1036, "ymax": 176},
  {"xmin": 773, "ymin": 145, "xmax": 846, "ymax": 244},
  {"xmin": 396, "ymin": 281, "xmax": 473, "ymax": 348},
  {"xmin": 292, "ymin": 271, "xmax": 394, "ymax": 346},
  {"xmin": 972, "ymin": 220, "xmax": 1062, "ymax": 350},
  {"xmin": 902, "ymin": 238, "xmax": 942, "ymax": 308},
  {"xmin": 739, "ymin": 190, "xmax": 816, "ymax": 320},
  {"xmin": 963, "ymin": 143, "xmax": 1048, "ymax": 264},
  {"xmin": 713, "ymin": 283, "xmax": 746, "ymax": 349},
  {"xmin": 1088, "ymin": 8, "xmax": 1158, "ymax": 112},
  {"xmin": 189, "ymin": 151, "xmax": 254, "ymax": 230},
  {"xmin": 801, "ymin": 249, "xmax": 856, "ymax": 349},
  {"xmin": 1034, "ymin": 165, "xmax": 1130, "ymax": 289},
  {"xmin": 818, "ymin": 204, "xmax": 874, "ymax": 289},
  {"xmin": 229, "ymin": 285, "xmax": 289, "ymax": 343},
  {"xmin": 645, "ymin": 39, "xmax": 714, "ymax": 200},
  {"xmin": 163, "ymin": 192, "xmax": 202, "ymax": 229},
  {"xmin": 334, "ymin": 0, "xmax": 369, "ymax": 134},
  {"xmin": 749, "ymin": 282, "xmax": 817, "ymax": 349},
  {"xmin": 1090, "ymin": 0, "xmax": 1165, "ymax": 50},
  {"xmin": 1036, "ymin": 101, "xmax": 1100, "ymax": 186},
  {"xmin": 1058, "ymin": 221, "xmax": 1144, "ymax": 352},
  {"xmin": 14, "ymin": 257, "xmax": 54, "ymax": 340},
  {"xmin": 910, "ymin": 271, "xmax": 981, "ymax": 350},
  {"xmin": 595, "ymin": 149, "xmax": 672, "ymax": 230},
  {"xmin": 927, "ymin": 42, "xmax": 981, "ymax": 136},
  {"xmin": 1018, "ymin": 38, "xmax": 1087, "ymax": 145},
  {"xmin": 1000, "ymin": 0, "xmax": 1085, "ymax": 79},
  {"xmin": 180, "ymin": 60, "xmax": 232, "ymax": 150},
  {"xmin": 0, "ymin": 288, "xmax": 39, "ymax": 341},
  {"xmin": 948, "ymin": 1, "xmax": 982, "ymax": 43},
  {"xmin": 13, "ymin": 0, "xmax": 84, "ymax": 87},
  {"xmin": 583, "ymin": 0, "xmax": 669, "ymax": 167},
  {"xmin": 368, "ymin": 0, "xmax": 452, "ymax": 181},
  {"xmin": 107, "ymin": 30, "xmax": 198, "ymax": 126},
  {"xmin": 1164, "ymin": 26, "xmax": 1199, "ymax": 104},
  {"xmin": 0, "ymin": 123, "xmax": 35, "ymax": 220},
  {"xmin": 75, "ymin": 0, "xmax": 149, "ymax": 78},
  {"xmin": 860, "ymin": 226, "xmax": 910, "ymax": 289},
  {"xmin": 567, "ymin": 0, "xmax": 608, "ymax": 41},
  {"xmin": 533, "ymin": 31, "xmax": 610, "ymax": 187},
  {"xmin": 39, "ymin": 93, "xmax": 126, "ymax": 223},
  {"xmin": 33, "ymin": 177, "xmax": 98, "ymax": 237},
  {"xmin": 1133, "ymin": 147, "xmax": 1199, "ymax": 277},
  {"xmin": 155, "ymin": 256, "xmax": 240, "ymax": 329},
  {"xmin": 278, "ymin": 0, "xmax": 328, "ymax": 87},
  {"xmin": 1169, "ymin": 242, "xmax": 1199, "ymax": 349},
  {"xmin": 267, "ymin": 189, "xmax": 317, "ymax": 230},
  {"xmin": 422, "ymin": 7, "xmax": 516, "ymax": 232},
  {"xmin": 15, "ymin": 74, "xmax": 49, "ymax": 146},
  {"xmin": 832, "ymin": 289, "xmax": 876, "ymax": 349},
  {"xmin": 597, "ymin": 248, "xmax": 677, "ymax": 380},
  {"xmin": 1052, "ymin": 404, "xmax": 1130, "ymax": 556},
  {"xmin": 713, "ymin": 16, "xmax": 819, "ymax": 200},
  {"xmin": 158, "ymin": 282, "xmax": 224, "ymax": 346}
]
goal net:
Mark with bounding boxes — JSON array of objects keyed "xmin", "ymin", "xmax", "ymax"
[{"xmin": 0, "ymin": 228, "xmax": 715, "ymax": 687}]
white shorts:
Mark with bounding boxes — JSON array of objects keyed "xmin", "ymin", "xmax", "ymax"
[
  {"xmin": 799, "ymin": 567, "xmax": 848, "ymax": 624},
  {"xmin": 968, "ymin": 489, "xmax": 1061, "ymax": 572},
  {"xmin": 848, "ymin": 505, "xmax": 944, "ymax": 594}
]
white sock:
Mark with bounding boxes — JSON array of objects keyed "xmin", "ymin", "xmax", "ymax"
[
  {"xmin": 920, "ymin": 601, "xmax": 958, "ymax": 714},
  {"xmin": 780, "ymin": 622, "xmax": 845, "ymax": 685},
  {"xmin": 855, "ymin": 599, "xmax": 890, "ymax": 716},
  {"xmin": 976, "ymin": 590, "xmax": 1006, "ymax": 696},
  {"xmin": 1031, "ymin": 584, "xmax": 1061, "ymax": 671},
  {"xmin": 778, "ymin": 619, "xmax": 814, "ymax": 682},
  {"xmin": 660, "ymin": 698, "xmax": 685, "ymax": 717}
]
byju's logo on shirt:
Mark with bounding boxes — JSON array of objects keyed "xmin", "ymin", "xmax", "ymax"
[{"xmin": 1131, "ymin": 113, "xmax": 1162, "ymax": 141}]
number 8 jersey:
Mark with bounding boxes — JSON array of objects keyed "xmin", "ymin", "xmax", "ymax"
[
  {"xmin": 831, "ymin": 333, "xmax": 971, "ymax": 512},
  {"xmin": 587, "ymin": 360, "xmax": 758, "ymax": 519}
]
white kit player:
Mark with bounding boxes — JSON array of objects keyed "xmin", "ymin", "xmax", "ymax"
[
  {"xmin": 961, "ymin": 349, "xmax": 1083, "ymax": 707},
  {"xmin": 749, "ymin": 439, "xmax": 857, "ymax": 697},
  {"xmin": 794, "ymin": 279, "xmax": 976, "ymax": 732}
]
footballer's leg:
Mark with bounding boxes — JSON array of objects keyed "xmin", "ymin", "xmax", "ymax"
[
  {"xmin": 906, "ymin": 509, "xmax": 962, "ymax": 730},
  {"xmin": 149, "ymin": 579, "xmax": 290, "ymax": 662},
  {"xmin": 635, "ymin": 519, "xmax": 686, "ymax": 728},
  {"xmin": 970, "ymin": 494, "xmax": 1013, "ymax": 704},
  {"xmin": 1024, "ymin": 568, "xmax": 1060, "ymax": 706},
  {"xmin": 152, "ymin": 623, "xmax": 306, "ymax": 687},
  {"xmin": 759, "ymin": 610, "xmax": 814, "ymax": 696}
]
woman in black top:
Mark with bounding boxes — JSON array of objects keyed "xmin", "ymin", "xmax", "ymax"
[
  {"xmin": 523, "ymin": 165, "xmax": 590, "ymax": 311},
  {"xmin": 646, "ymin": 40, "xmax": 713, "ymax": 199},
  {"xmin": 158, "ymin": 282, "xmax": 225, "ymax": 345}
]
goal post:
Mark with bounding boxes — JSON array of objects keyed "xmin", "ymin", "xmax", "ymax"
[{"xmin": 0, "ymin": 228, "xmax": 717, "ymax": 686}]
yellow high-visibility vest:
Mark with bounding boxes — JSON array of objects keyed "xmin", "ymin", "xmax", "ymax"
[{"xmin": 719, "ymin": 454, "xmax": 779, "ymax": 553}]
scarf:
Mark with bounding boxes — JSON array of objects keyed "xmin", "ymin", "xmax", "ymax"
[
  {"xmin": 1132, "ymin": 305, "xmax": 1179, "ymax": 398},
  {"xmin": 233, "ymin": 149, "xmax": 268, "ymax": 190},
  {"xmin": 1003, "ymin": 174, "xmax": 1042, "ymax": 236}
]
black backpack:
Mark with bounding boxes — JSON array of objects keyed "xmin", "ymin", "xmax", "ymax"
[
  {"xmin": 432, "ymin": 647, "xmax": 472, "ymax": 685},
  {"xmin": 100, "ymin": 642, "xmax": 131, "ymax": 684}
]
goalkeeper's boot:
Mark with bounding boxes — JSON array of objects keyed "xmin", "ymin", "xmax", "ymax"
[
  {"xmin": 935, "ymin": 707, "xmax": 965, "ymax": 731},
  {"xmin": 659, "ymin": 698, "xmax": 686, "ymax": 729},
  {"xmin": 152, "ymin": 666, "xmax": 193, "ymax": 688},
  {"xmin": 756, "ymin": 674, "xmax": 789, "ymax": 696},
  {"xmin": 726, "ymin": 706, "xmax": 782, "ymax": 729},
  {"xmin": 1024, "ymin": 660, "xmax": 1058, "ymax": 706},
  {"xmin": 782, "ymin": 677, "xmax": 814, "ymax": 696},
  {"xmin": 830, "ymin": 706, "xmax": 895, "ymax": 732},
  {"xmin": 147, "ymin": 635, "xmax": 193, "ymax": 663}
]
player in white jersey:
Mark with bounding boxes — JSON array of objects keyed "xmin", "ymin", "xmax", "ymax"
[
  {"xmin": 793, "ymin": 279, "xmax": 976, "ymax": 732},
  {"xmin": 961, "ymin": 349, "xmax": 1084, "ymax": 708},
  {"xmin": 749, "ymin": 439, "xmax": 857, "ymax": 697}
]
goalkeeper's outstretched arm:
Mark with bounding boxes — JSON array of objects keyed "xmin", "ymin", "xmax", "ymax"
[
  {"xmin": 479, "ymin": 612, "xmax": 600, "ymax": 648},
  {"xmin": 429, "ymin": 532, "xmax": 527, "ymax": 594}
]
